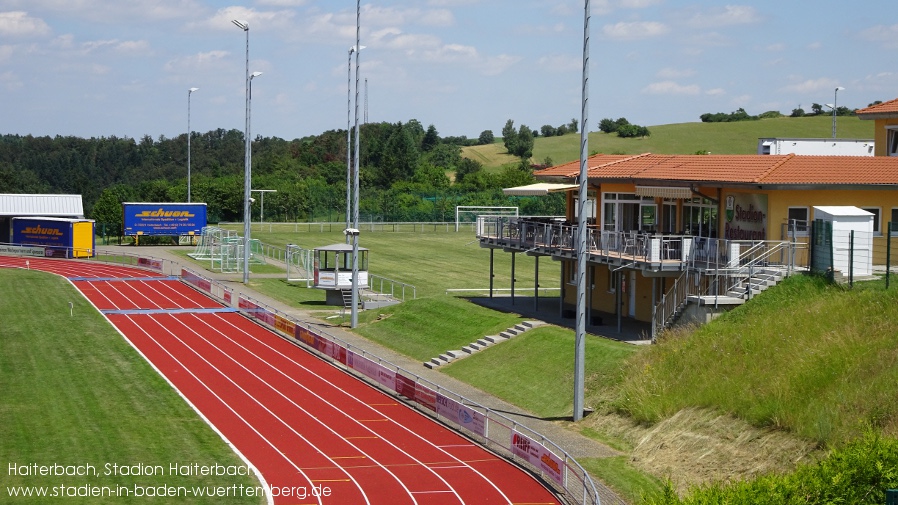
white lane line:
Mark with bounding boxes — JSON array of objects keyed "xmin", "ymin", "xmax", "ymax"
[
  {"xmin": 198, "ymin": 314, "xmax": 491, "ymax": 504},
  {"xmin": 142, "ymin": 313, "xmax": 372, "ymax": 505},
  {"xmin": 212, "ymin": 313, "xmax": 514, "ymax": 504},
  {"xmin": 124, "ymin": 314, "xmax": 327, "ymax": 505}
]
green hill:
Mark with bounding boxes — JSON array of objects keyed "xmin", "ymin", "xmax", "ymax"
[{"xmin": 464, "ymin": 115, "xmax": 876, "ymax": 169}]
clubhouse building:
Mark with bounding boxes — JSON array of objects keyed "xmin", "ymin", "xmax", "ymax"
[{"xmin": 477, "ymin": 102, "xmax": 898, "ymax": 339}]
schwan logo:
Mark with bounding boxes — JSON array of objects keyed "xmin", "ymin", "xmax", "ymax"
[
  {"xmin": 136, "ymin": 208, "xmax": 195, "ymax": 218},
  {"xmin": 23, "ymin": 225, "xmax": 64, "ymax": 236}
]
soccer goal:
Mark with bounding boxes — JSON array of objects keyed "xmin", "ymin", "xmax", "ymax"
[{"xmin": 455, "ymin": 206, "xmax": 518, "ymax": 232}]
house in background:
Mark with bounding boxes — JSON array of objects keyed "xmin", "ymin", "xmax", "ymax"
[{"xmin": 857, "ymin": 98, "xmax": 898, "ymax": 156}]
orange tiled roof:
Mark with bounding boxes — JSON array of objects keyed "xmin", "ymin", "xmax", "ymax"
[
  {"xmin": 856, "ymin": 98, "xmax": 898, "ymax": 118},
  {"xmin": 534, "ymin": 153, "xmax": 898, "ymax": 186}
]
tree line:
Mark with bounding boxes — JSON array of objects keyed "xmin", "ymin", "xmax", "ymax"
[{"xmin": 0, "ymin": 120, "xmax": 564, "ymax": 234}]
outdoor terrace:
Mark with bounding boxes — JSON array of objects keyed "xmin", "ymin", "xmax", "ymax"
[{"xmin": 476, "ymin": 216, "xmax": 804, "ymax": 276}]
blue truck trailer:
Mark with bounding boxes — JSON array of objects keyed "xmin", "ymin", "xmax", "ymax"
[{"xmin": 11, "ymin": 217, "xmax": 95, "ymax": 258}]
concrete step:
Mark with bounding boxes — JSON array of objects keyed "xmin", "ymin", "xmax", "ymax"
[{"xmin": 425, "ymin": 319, "xmax": 547, "ymax": 369}]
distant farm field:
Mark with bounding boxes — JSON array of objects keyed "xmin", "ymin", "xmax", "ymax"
[{"xmin": 465, "ymin": 115, "xmax": 876, "ymax": 168}]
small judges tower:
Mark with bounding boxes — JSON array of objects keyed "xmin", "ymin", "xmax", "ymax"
[{"xmin": 313, "ymin": 243, "xmax": 368, "ymax": 306}]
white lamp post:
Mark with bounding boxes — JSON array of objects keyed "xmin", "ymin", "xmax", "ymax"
[
  {"xmin": 232, "ymin": 18, "xmax": 252, "ymax": 284},
  {"xmin": 832, "ymin": 86, "xmax": 845, "ymax": 138},
  {"xmin": 351, "ymin": 0, "xmax": 361, "ymax": 328},
  {"xmin": 346, "ymin": 45, "xmax": 365, "ymax": 245},
  {"xmin": 574, "ymin": 0, "xmax": 591, "ymax": 422},
  {"xmin": 187, "ymin": 87, "xmax": 198, "ymax": 203}
]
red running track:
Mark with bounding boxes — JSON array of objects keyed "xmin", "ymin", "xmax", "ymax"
[{"xmin": 1, "ymin": 257, "xmax": 560, "ymax": 505}]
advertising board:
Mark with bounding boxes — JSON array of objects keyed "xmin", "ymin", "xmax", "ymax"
[{"xmin": 122, "ymin": 202, "xmax": 207, "ymax": 237}]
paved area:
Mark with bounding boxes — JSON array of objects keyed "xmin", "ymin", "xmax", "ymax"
[{"xmin": 97, "ymin": 245, "xmax": 626, "ymax": 466}]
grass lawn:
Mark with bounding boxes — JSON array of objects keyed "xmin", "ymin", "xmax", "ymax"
[
  {"xmin": 578, "ymin": 456, "xmax": 665, "ymax": 504},
  {"xmin": 216, "ymin": 225, "xmax": 561, "ymax": 299},
  {"xmin": 0, "ymin": 269, "xmax": 262, "ymax": 504},
  {"xmin": 441, "ymin": 325, "xmax": 638, "ymax": 419},
  {"xmin": 353, "ymin": 297, "xmax": 524, "ymax": 362}
]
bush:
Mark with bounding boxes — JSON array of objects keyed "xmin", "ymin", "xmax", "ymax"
[{"xmin": 646, "ymin": 431, "xmax": 898, "ymax": 505}]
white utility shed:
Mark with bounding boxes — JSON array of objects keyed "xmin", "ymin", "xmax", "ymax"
[{"xmin": 813, "ymin": 206, "xmax": 874, "ymax": 277}]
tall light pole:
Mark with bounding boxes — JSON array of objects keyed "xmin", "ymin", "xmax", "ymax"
[
  {"xmin": 232, "ymin": 18, "xmax": 252, "ymax": 284},
  {"xmin": 573, "ymin": 0, "xmax": 591, "ymax": 422},
  {"xmin": 345, "ymin": 46, "xmax": 364, "ymax": 244},
  {"xmin": 346, "ymin": 46, "xmax": 354, "ymax": 245},
  {"xmin": 351, "ymin": 0, "xmax": 362, "ymax": 328},
  {"xmin": 832, "ymin": 86, "xmax": 845, "ymax": 138},
  {"xmin": 187, "ymin": 87, "xmax": 198, "ymax": 203}
]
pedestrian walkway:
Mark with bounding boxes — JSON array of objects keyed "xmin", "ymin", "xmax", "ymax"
[{"xmin": 96, "ymin": 245, "xmax": 625, "ymax": 473}]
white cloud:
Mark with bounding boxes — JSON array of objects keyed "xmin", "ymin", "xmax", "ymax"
[
  {"xmin": 642, "ymin": 81, "xmax": 701, "ymax": 95},
  {"xmin": 0, "ymin": 11, "xmax": 51, "ymax": 38},
  {"xmin": 807, "ymin": 41, "xmax": 822, "ymax": 50},
  {"xmin": 618, "ymin": 0, "xmax": 663, "ymax": 8},
  {"xmin": 538, "ymin": 54, "xmax": 581, "ymax": 73},
  {"xmin": 76, "ymin": 39, "xmax": 151, "ymax": 56},
  {"xmin": 780, "ymin": 77, "xmax": 840, "ymax": 94},
  {"xmin": 657, "ymin": 67, "xmax": 695, "ymax": 79},
  {"xmin": 859, "ymin": 24, "xmax": 898, "ymax": 49},
  {"xmin": 766, "ymin": 43, "xmax": 785, "ymax": 51},
  {"xmin": 3, "ymin": 1, "xmax": 206, "ymax": 23},
  {"xmin": 0, "ymin": 70, "xmax": 23, "ymax": 91},
  {"xmin": 479, "ymin": 54, "xmax": 522, "ymax": 76},
  {"xmin": 686, "ymin": 5, "xmax": 762, "ymax": 28},
  {"xmin": 0, "ymin": 45, "xmax": 14, "ymax": 61},
  {"xmin": 187, "ymin": 6, "xmax": 295, "ymax": 32},
  {"xmin": 706, "ymin": 88, "xmax": 725, "ymax": 96},
  {"xmin": 257, "ymin": 0, "xmax": 309, "ymax": 6},
  {"xmin": 417, "ymin": 9, "xmax": 455, "ymax": 27},
  {"xmin": 602, "ymin": 21, "xmax": 669, "ymax": 40},
  {"xmin": 164, "ymin": 50, "xmax": 230, "ymax": 73}
]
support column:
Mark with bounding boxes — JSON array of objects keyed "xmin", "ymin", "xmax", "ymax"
[
  {"xmin": 534, "ymin": 256, "xmax": 540, "ymax": 311},
  {"xmin": 489, "ymin": 248, "xmax": 494, "ymax": 298},
  {"xmin": 511, "ymin": 252, "xmax": 516, "ymax": 305}
]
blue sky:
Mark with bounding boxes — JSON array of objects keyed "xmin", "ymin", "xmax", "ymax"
[{"xmin": 1, "ymin": 1, "xmax": 896, "ymax": 141}]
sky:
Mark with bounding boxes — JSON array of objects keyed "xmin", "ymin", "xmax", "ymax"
[{"xmin": 1, "ymin": 0, "xmax": 896, "ymax": 142}]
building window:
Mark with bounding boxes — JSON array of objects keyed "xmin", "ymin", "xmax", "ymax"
[
  {"xmin": 861, "ymin": 207, "xmax": 881, "ymax": 235},
  {"xmin": 891, "ymin": 208, "xmax": 898, "ymax": 236},
  {"xmin": 787, "ymin": 207, "xmax": 809, "ymax": 236},
  {"xmin": 889, "ymin": 129, "xmax": 898, "ymax": 157}
]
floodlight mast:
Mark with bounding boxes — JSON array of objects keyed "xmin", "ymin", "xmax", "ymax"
[
  {"xmin": 573, "ymin": 0, "xmax": 591, "ymax": 423},
  {"xmin": 233, "ymin": 18, "xmax": 252, "ymax": 284},
  {"xmin": 351, "ymin": 0, "xmax": 362, "ymax": 328}
]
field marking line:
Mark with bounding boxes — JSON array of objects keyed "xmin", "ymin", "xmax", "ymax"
[
  {"xmin": 122, "ymin": 313, "xmax": 326, "ymax": 505},
  {"xmin": 143, "ymin": 312, "xmax": 375, "ymax": 505},
  {"xmin": 168, "ymin": 313, "xmax": 424, "ymax": 505},
  {"xmin": 202, "ymin": 312, "xmax": 516, "ymax": 503}
]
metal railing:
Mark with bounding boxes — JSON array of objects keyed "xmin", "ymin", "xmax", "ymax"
[
  {"xmin": 229, "ymin": 292, "xmax": 613, "ymax": 505},
  {"xmin": 220, "ymin": 221, "xmax": 479, "ymax": 234},
  {"xmin": 367, "ymin": 273, "xmax": 416, "ymax": 301}
]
